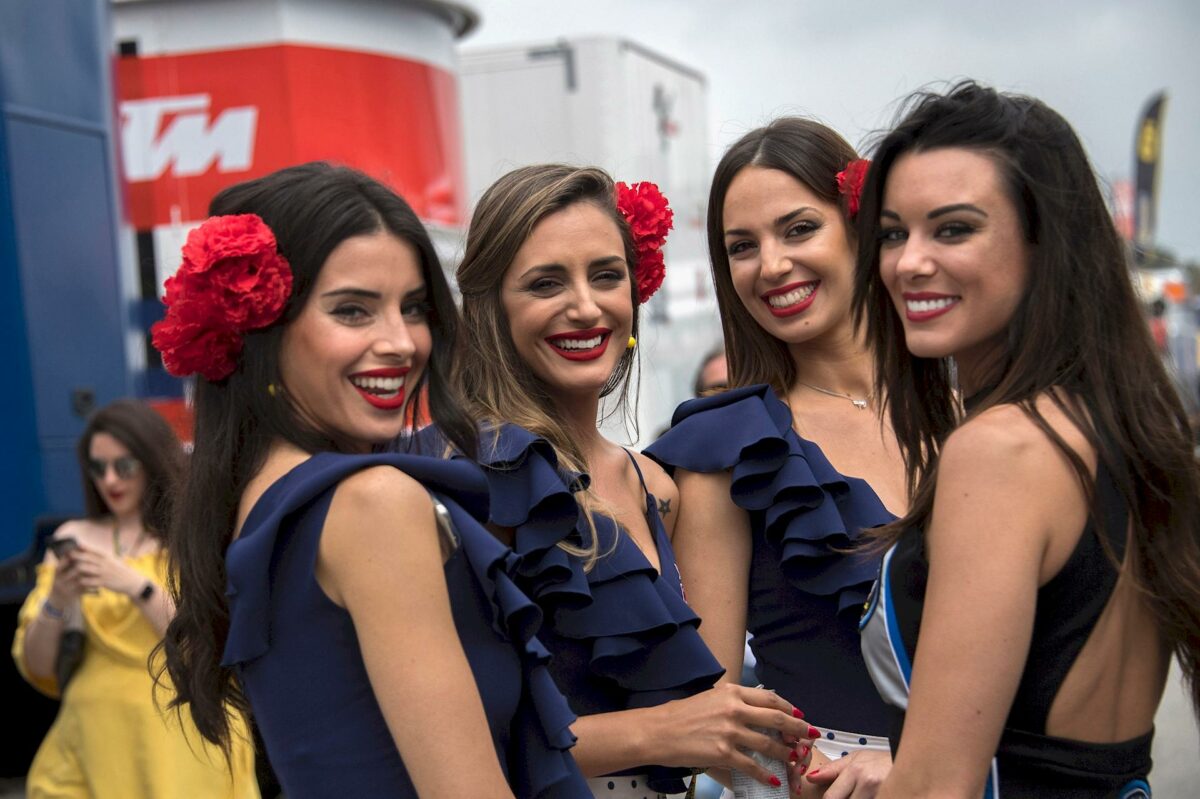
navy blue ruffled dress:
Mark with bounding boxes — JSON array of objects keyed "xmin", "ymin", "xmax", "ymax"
[
  {"xmin": 644, "ymin": 384, "xmax": 895, "ymax": 740},
  {"xmin": 417, "ymin": 424, "xmax": 724, "ymax": 794},
  {"xmin": 222, "ymin": 452, "xmax": 587, "ymax": 798}
]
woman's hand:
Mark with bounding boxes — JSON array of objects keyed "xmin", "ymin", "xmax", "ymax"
[
  {"xmin": 796, "ymin": 749, "xmax": 891, "ymax": 798},
  {"xmin": 650, "ymin": 683, "xmax": 817, "ymax": 788},
  {"xmin": 47, "ymin": 545, "xmax": 86, "ymax": 607},
  {"xmin": 65, "ymin": 544, "xmax": 147, "ymax": 597}
]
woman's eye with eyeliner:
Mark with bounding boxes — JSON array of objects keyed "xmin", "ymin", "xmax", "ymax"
[
  {"xmin": 331, "ymin": 304, "xmax": 369, "ymax": 322},
  {"xmin": 402, "ymin": 300, "xmax": 430, "ymax": 321},
  {"xmin": 529, "ymin": 278, "xmax": 561, "ymax": 294},
  {"xmin": 727, "ymin": 240, "xmax": 755, "ymax": 258},
  {"xmin": 593, "ymin": 269, "xmax": 624, "ymax": 284},
  {"xmin": 878, "ymin": 227, "xmax": 907, "ymax": 245},
  {"xmin": 786, "ymin": 220, "xmax": 820, "ymax": 237},
  {"xmin": 937, "ymin": 222, "xmax": 976, "ymax": 239}
]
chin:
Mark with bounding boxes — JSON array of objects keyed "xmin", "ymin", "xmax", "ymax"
[{"xmin": 900, "ymin": 335, "xmax": 954, "ymax": 360}]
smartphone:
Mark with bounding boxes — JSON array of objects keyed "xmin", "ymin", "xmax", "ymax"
[{"xmin": 48, "ymin": 537, "xmax": 79, "ymax": 558}]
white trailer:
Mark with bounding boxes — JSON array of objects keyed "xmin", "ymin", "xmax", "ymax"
[{"xmin": 458, "ymin": 36, "xmax": 721, "ymax": 442}]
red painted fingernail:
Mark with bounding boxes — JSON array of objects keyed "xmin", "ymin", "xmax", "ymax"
[
  {"xmin": 769, "ymin": 776, "xmax": 782, "ymax": 787},
  {"xmin": 801, "ymin": 744, "xmax": 809, "ymax": 757},
  {"xmin": 790, "ymin": 749, "xmax": 799, "ymax": 760},
  {"xmin": 808, "ymin": 725, "xmax": 821, "ymax": 738},
  {"xmin": 792, "ymin": 707, "xmax": 804, "ymax": 718},
  {"xmin": 799, "ymin": 764, "xmax": 808, "ymax": 775},
  {"xmin": 808, "ymin": 769, "xmax": 821, "ymax": 778}
]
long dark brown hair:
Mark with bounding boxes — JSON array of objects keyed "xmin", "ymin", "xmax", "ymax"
[
  {"xmin": 454, "ymin": 164, "xmax": 641, "ymax": 567},
  {"xmin": 77, "ymin": 398, "xmax": 184, "ymax": 538},
  {"xmin": 853, "ymin": 81, "xmax": 1200, "ymax": 716},
  {"xmin": 706, "ymin": 118, "xmax": 859, "ymax": 392},
  {"xmin": 157, "ymin": 162, "xmax": 477, "ymax": 751}
]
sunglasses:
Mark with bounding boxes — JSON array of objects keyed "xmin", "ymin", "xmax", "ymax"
[{"xmin": 86, "ymin": 455, "xmax": 142, "ymax": 481}]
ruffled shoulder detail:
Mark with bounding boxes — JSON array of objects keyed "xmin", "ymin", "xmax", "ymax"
[
  {"xmin": 221, "ymin": 452, "xmax": 584, "ymax": 797},
  {"xmin": 645, "ymin": 384, "xmax": 895, "ymax": 616},
  {"xmin": 478, "ymin": 425, "xmax": 723, "ymax": 794},
  {"xmin": 464, "ymin": 423, "xmax": 595, "ymax": 614}
]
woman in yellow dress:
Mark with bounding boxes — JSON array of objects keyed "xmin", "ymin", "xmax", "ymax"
[{"xmin": 12, "ymin": 399, "xmax": 258, "ymax": 798}]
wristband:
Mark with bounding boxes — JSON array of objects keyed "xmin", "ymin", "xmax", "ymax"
[{"xmin": 42, "ymin": 601, "xmax": 66, "ymax": 620}]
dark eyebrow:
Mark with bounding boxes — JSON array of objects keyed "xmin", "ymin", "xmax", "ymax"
[
  {"xmin": 725, "ymin": 206, "xmax": 817, "ymax": 238},
  {"xmin": 929, "ymin": 203, "xmax": 987, "ymax": 219},
  {"xmin": 519, "ymin": 257, "xmax": 624, "ymax": 280},
  {"xmin": 321, "ymin": 288, "xmax": 381, "ymax": 299},
  {"xmin": 518, "ymin": 263, "xmax": 568, "ymax": 281},
  {"xmin": 403, "ymin": 285, "xmax": 428, "ymax": 299},
  {"xmin": 881, "ymin": 210, "xmax": 901, "ymax": 221}
]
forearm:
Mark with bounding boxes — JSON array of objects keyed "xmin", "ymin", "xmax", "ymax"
[
  {"xmin": 569, "ymin": 707, "xmax": 659, "ymax": 777},
  {"xmin": 19, "ymin": 604, "xmax": 65, "ymax": 679},
  {"xmin": 130, "ymin": 578, "xmax": 175, "ymax": 637}
]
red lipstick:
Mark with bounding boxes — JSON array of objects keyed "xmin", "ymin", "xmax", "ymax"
[
  {"xmin": 349, "ymin": 367, "xmax": 410, "ymax": 410},
  {"xmin": 761, "ymin": 281, "xmax": 819, "ymax": 317},
  {"xmin": 544, "ymin": 328, "xmax": 612, "ymax": 362},
  {"xmin": 901, "ymin": 292, "xmax": 961, "ymax": 322}
]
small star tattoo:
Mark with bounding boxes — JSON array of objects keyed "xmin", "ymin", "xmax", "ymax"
[{"xmin": 657, "ymin": 497, "xmax": 672, "ymax": 516}]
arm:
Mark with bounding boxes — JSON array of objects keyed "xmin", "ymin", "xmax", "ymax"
[
  {"xmin": 878, "ymin": 412, "xmax": 1082, "ymax": 798},
  {"xmin": 317, "ymin": 466, "xmax": 515, "ymax": 799},
  {"xmin": 673, "ymin": 468, "xmax": 752, "ymax": 684},
  {"xmin": 570, "ymin": 682, "xmax": 814, "ymax": 787},
  {"xmin": 16, "ymin": 524, "xmax": 86, "ymax": 684},
  {"xmin": 69, "ymin": 545, "xmax": 176, "ymax": 637},
  {"xmin": 635, "ymin": 454, "xmax": 680, "ymax": 540}
]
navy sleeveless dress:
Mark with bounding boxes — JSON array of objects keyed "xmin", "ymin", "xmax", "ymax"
[
  {"xmin": 860, "ymin": 454, "xmax": 1154, "ymax": 797},
  {"xmin": 221, "ymin": 452, "xmax": 588, "ymax": 798},
  {"xmin": 417, "ymin": 424, "xmax": 724, "ymax": 794},
  {"xmin": 644, "ymin": 384, "xmax": 894, "ymax": 741}
]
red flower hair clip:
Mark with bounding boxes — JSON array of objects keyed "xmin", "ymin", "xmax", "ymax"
[
  {"xmin": 836, "ymin": 159, "xmax": 871, "ymax": 220},
  {"xmin": 151, "ymin": 214, "xmax": 293, "ymax": 381},
  {"xmin": 615, "ymin": 181, "xmax": 673, "ymax": 304}
]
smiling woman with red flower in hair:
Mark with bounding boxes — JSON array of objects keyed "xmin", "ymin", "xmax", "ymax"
[
  {"xmin": 154, "ymin": 162, "xmax": 589, "ymax": 799},
  {"xmin": 645, "ymin": 119, "xmax": 903, "ymax": 797},
  {"xmin": 408, "ymin": 164, "xmax": 816, "ymax": 798}
]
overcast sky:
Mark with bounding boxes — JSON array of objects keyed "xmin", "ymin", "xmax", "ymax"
[{"xmin": 460, "ymin": 0, "xmax": 1200, "ymax": 263}]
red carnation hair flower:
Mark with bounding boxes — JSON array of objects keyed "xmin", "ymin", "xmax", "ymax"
[
  {"xmin": 615, "ymin": 181, "xmax": 673, "ymax": 303},
  {"xmin": 836, "ymin": 158, "xmax": 871, "ymax": 220},
  {"xmin": 151, "ymin": 214, "xmax": 293, "ymax": 381}
]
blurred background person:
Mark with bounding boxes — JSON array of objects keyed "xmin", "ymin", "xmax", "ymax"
[
  {"xmin": 693, "ymin": 347, "xmax": 729, "ymax": 396},
  {"xmin": 12, "ymin": 398, "xmax": 258, "ymax": 798}
]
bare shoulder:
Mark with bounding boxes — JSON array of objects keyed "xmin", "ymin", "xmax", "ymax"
[
  {"xmin": 934, "ymin": 396, "xmax": 1098, "ymax": 552},
  {"xmin": 42, "ymin": 519, "xmax": 89, "ymax": 565},
  {"xmin": 318, "ymin": 465, "xmax": 441, "ymax": 605},
  {"xmin": 631, "ymin": 450, "xmax": 678, "ymax": 504},
  {"xmin": 329, "ymin": 465, "xmax": 433, "ymax": 530},
  {"xmin": 56, "ymin": 517, "xmax": 107, "ymax": 548},
  {"xmin": 943, "ymin": 400, "xmax": 1091, "ymax": 484}
]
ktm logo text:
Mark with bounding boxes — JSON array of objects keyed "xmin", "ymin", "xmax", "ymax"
[{"xmin": 121, "ymin": 95, "xmax": 257, "ymax": 182}]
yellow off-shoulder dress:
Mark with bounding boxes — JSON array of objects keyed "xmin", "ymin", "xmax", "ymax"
[{"xmin": 12, "ymin": 550, "xmax": 259, "ymax": 799}]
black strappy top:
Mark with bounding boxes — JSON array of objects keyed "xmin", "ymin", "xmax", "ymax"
[{"xmin": 861, "ymin": 453, "xmax": 1155, "ymax": 796}]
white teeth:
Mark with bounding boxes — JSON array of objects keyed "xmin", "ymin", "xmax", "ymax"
[
  {"xmin": 906, "ymin": 297, "xmax": 959, "ymax": 313},
  {"xmin": 351, "ymin": 376, "xmax": 404, "ymax": 396},
  {"xmin": 553, "ymin": 335, "xmax": 603, "ymax": 350},
  {"xmin": 767, "ymin": 284, "xmax": 816, "ymax": 308}
]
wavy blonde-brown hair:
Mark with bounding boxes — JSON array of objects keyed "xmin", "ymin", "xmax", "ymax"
[{"xmin": 455, "ymin": 164, "xmax": 641, "ymax": 567}]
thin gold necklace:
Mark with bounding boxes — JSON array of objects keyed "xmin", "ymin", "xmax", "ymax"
[
  {"xmin": 112, "ymin": 520, "xmax": 148, "ymax": 557},
  {"xmin": 798, "ymin": 381, "xmax": 873, "ymax": 410}
]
